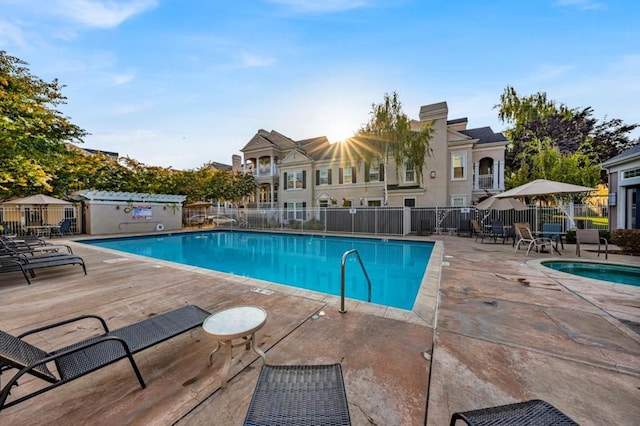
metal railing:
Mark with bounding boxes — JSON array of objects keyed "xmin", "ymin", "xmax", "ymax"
[
  {"xmin": 339, "ymin": 249, "xmax": 371, "ymax": 314},
  {"xmin": 181, "ymin": 204, "xmax": 608, "ymax": 236}
]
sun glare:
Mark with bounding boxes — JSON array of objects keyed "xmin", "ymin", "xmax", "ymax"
[{"xmin": 326, "ymin": 126, "xmax": 357, "ymax": 144}]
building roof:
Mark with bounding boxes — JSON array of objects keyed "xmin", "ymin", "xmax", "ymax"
[
  {"xmin": 447, "ymin": 118, "xmax": 468, "ymax": 125},
  {"xmin": 71, "ymin": 190, "xmax": 186, "ymax": 203},
  {"xmin": 602, "ymin": 143, "xmax": 640, "ymax": 167},
  {"xmin": 208, "ymin": 161, "xmax": 232, "ymax": 171},
  {"xmin": 459, "ymin": 127, "xmax": 508, "ymax": 144}
]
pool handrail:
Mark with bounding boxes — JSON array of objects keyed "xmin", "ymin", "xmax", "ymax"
[{"xmin": 339, "ymin": 249, "xmax": 372, "ymax": 314}]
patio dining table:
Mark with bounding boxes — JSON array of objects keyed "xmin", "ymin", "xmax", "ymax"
[{"xmin": 24, "ymin": 225, "xmax": 58, "ymax": 237}]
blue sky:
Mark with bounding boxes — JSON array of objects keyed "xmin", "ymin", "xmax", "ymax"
[{"xmin": 2, "ymin": 0, "xmax": 639, "ymax": 169}]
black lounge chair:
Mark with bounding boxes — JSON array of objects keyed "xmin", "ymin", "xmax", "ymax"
[
  {"xmin": 244, "ymin": 363, "xmax": 351, "ymax": 426},
  {"xmin": 450, "ymin": 399, "xmax": 577, "ymax": 425},
  {"xmin": 0, "ymin": 253, "xmax": 86, "ymax": 284},
  {"xmin": 0, "ymin": 304, "xmax": 210, "ymax": 411}
]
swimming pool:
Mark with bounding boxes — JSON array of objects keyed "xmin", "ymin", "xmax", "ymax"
[
  {"xmin": 542, "ymin": 261, "xmax": 640, "ymax": 286},
  {"xmin": 82, "ymin": 231, "xmax": 434, "ymax": 310}
]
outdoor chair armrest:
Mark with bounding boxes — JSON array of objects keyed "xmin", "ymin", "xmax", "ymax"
[
  {"xmin": 18, "ymin": 314, "xmax": 110, "ymax": 339},
  {"xmin": 0, "ymin": 336, "xmax": 144, "ymax": 410}
]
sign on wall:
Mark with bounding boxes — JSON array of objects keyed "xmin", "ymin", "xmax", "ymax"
[{"xmin": 132, "ymin": 206, "xmax": 152, "ymax": 220}]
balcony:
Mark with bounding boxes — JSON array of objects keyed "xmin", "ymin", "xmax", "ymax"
[{"xmin": 476, "ymin": 174, "xmax": 494, "ymax": 190}]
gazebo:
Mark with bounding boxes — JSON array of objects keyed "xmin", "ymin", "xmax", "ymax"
[{"xmin": 2, "ymin": 194, "xmax": 75, "ymax": 234}]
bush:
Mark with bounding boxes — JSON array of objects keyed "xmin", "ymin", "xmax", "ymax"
[{"xmin": 611, "ymin": 229, "xmax": 640, "ymax": 255}]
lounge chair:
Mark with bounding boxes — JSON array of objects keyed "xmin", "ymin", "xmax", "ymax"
[
  {"xmin": 0, "ymin": 304, "xmax": 210, "ymax": 411},
  {"xmin": 244, "ymin": 364, "xmax": 351, "ymax": 426},
  {"xmin": 514, "ymin": 224, "xmax": 557, "ymax": 256},
  {"xmin": 450, "ymin": 399, "xmax": 577, "ymax": 425},
  {"xmin": 576, "ymin": 229, "xmax": 608, "ymax": 259},
  {"xmin": 0, "ymin": 237, "xmax": 73, "ymax": 255},
  {"xmin": 0, "ymin": 253, "xmax": 86, "ymax": 284}
]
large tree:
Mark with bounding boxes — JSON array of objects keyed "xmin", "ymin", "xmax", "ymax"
[
  {"xmin": 497, "ymin": 86, "xmax": 639, "ymax": 186},
  {"xmin": 0, "ymin": 50, "xmax": 87, "ymax": 199},
  {"xmin": 356, "ymin": 91, "xmax": 434, "ymax": 205}
]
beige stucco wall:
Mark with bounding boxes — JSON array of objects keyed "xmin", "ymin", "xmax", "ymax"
[{"xmin": 85, "ymin": 202, "xmax": 183, "ymax": 235}]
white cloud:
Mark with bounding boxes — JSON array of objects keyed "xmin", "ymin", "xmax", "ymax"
[
  {"xmin": 110, "ymin": 101, "xmax": 153, "ymax": 115},
  {"xmin": 265, "ymin": 0, "xmax": 370, "ymax": 13},
  {"xmin": 530, "ymin": 63, "xmax": 574, "ymax": 82},
  {"xmin": 52, "ymin": 0, "xmax": 158, "ymax": 29},
  {"xmin": 555, "ymin": 0, "xmax": 605, "ymax": 11},
  {"xmin": 110, "ymin": 71, "xmax": 135, "ymax": 85},
  {"xmin": 237, "ymin": 50, "xmax": 276, "ymax": 68},
  {"xmin": 0, "ymin": 19, "xmax": 28, "ymax": 48}
]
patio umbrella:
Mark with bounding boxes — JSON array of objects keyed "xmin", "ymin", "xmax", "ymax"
[
  {"xmin": 494, "ymin": 179, "xmax": 594, "ymax": 198},
  {"xmin": 494, "ymin": 179, "xmax": 595, "ymax": 229},
  {"xmin": 476, "ymin": 196, "xmax": 528, "ymax": 211}
]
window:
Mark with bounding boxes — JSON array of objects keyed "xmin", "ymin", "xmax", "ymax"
[
  {"xmin": 339, "ymin": 165, "xmax": 357, "ymax": 184},
  {"xmin": 451, "ymin": 152, "xmax": 466, "ymax": 180},
  {"xmin": 367, "ymin": 199, "xmax": 382, "ymax": 207},
  {"xmin": 343, "ymin": 166, "xmax": 352, "ymax": 183},
  {"xmin": 258, "ymin": 157, "xmax": 271, "ymax": 174},
  {"xmin": 318, "ymin": 199, "xmax": 329, "ymax": 208},
  {"xmin": 623, "ymin": 167, "xmax": 640, "ymax": 179},
  {"xmin": 404, "ymin": 198, "xmax": 416, "ymax": 207},
  {"xmin": 285, "ymin": 170, "xmax": 306, "ymax": 190},
  {"xmin": 285, "ymin": 202, "xmax": 305, "ymax": 220},
  {"xmin": 367, "ymin": 159, "xmax": 384, "ymax": 182},
  {"xmin": 404, "ymin": 161, "xmax": 416, "ymax": 183},
  {"xmin": 316, "ymin": 168, "xmax": 332, "ymax": 185},
  {"xmin": 451, "ymin": 195, "xmax": 467, "ymax": 207}
]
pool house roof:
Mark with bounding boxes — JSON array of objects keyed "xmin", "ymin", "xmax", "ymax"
[{"xmin": 71, "ymin": 190, "xmax": 186, "ymax": 204}]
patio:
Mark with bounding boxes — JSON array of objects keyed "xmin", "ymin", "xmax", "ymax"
[{"xmin": 1, "ymin": 233, "xmax": 639, "ymax": 425}]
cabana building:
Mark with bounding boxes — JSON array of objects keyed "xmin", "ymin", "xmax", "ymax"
[{"xmin": 71, "ymin": 191, "xmax": 186, "ymax": 235}]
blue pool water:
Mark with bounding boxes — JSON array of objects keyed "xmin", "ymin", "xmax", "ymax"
[
  {"xmin": 82, "ymin": 231, "xmax": 434, "ymax": 310},
  {"xmin": 542, "ymin": 261, "xmax": 640, "ymax": 286}
]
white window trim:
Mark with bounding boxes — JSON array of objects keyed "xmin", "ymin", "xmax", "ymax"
[
  {"xmin": 369, "ymin": 159, "xmax": 381, "ymax": 182},
  {"xmin": 286, "ymin": 201, "xmax": 304, "ymax": 220},
  {"xmin": 451, "ymin": 151, "xmax": 467, "ymax": 181},
  {"xmin": 450, "ymin": 194, "xmax": 468, "ymax": 207},
  {"xmin": 343, "ymin": 165, "xmax": 353, "ymax": 184},
  {"xmin": 319, "ymin": 168, "xmax": 330, "ymax": 185},
  {"xmin": 287, "ymin": 170, "xmax": 304, "ymax": 190},
  {"xmin": 403, "ymin": 197, "xmax": 416, "ymax": 207},
  {"xmin": 403, "ymin": 161, "xmax": 416, "ymax": 184}
]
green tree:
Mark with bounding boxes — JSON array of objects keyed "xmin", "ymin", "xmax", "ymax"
[
  {"xmin": 497, "ymin": 86, "xmax": 639, "ymax": 185},
  {"xmin": 0, "ymin": 50, "xmax": 87, "ymax": 199},
  {"xmin": 356, "ymin": 91, "xmax": 434, "ymax": 205},
  {"xmin": 508, "ymin": 138, "xmax": 600, "ymax": 201}
]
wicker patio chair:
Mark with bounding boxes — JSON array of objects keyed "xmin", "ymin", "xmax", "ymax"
[
  {"xmin": 450, "ymin": 399, "xmax": 577, "ymax": 425},
  {"xmin": 244, "ymin": 364, "xmax": 351, "ymax": 426},
  {"xmin": 0, "ymin": 304, "xmax": 210, "ymax": 411}
]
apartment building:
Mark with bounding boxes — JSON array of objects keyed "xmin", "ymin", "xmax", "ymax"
[{"xmin": 239, "ymin": 101, "xmax": 509, "ymax": 214}]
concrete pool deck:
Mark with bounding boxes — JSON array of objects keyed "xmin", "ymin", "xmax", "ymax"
[{"xmin": 0, "ymin": 232, "xmax": 639, "ymax": 425}]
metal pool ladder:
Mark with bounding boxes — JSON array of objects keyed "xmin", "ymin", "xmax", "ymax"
[{"xmin": 339, "ymin": 249, "xmax": 372, "ymax": 314}]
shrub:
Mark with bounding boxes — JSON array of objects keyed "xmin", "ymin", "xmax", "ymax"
[{"xmin": 611, "ymin": 229, "xmax": 640, "ymax": 255}]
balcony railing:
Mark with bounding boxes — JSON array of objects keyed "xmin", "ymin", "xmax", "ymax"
[
  {"xmin": 477, "ymin": 174, "xmax": 494, "ymax": 190},
  {"xmin": 249, "ymin": 167, "xmax": 279, "ymax": 177}
]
